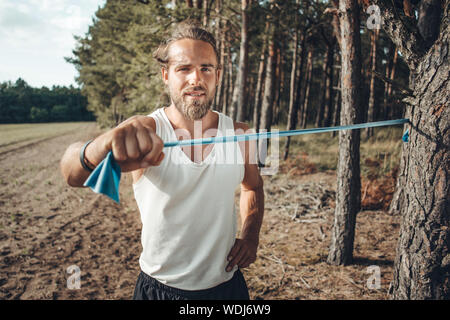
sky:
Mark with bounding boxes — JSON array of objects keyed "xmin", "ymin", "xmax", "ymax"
[{"xmin": 0, "ymin": 0, "xmax": 106, "ymax": 88}]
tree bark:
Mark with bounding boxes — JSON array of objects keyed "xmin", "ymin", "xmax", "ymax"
[
  {"xmin": 272, "ymin": 47, "xmax": 282, "ymax": 125},
  {"xmin": 259, "ymin": 34, "xmax": 275, "ymax": 132},
  {"xmin": 392, "ymin": 11, "xmax": 449, "ymax": 301},
  {"xmin": 383, "ymin": 44, "xmax": 398, "ymax": 120},
  {"xmin": 327, "ymin": 0, "xmax": 362, "ymax": 266},
  {"xmin": 365, "ymin": 29, "xmax": 379, "ymax": 138},
  {"xmin": 230, "ymin": 0, "xmax": 249, "ymax": 122},
  {"xmin": 258, "ymin": 20, "xmax": 276, "ymax": 165},
  {"xmin": 202, "ymin": 0, "xmax": 208, "ymax": 27},
  {"xmin": 366, "ymin": 1, "xmax": 427, "ymax": 70},
  {"xmin": 365, "ymin": 0, "xmax": 449, "ymax": 300},
  {"xmin": 316, "ymin": 45, "xmax": 332, "ymax": 127},
  {"xmin": 332, "ymin": 54, "xmax": 341, "ymax": 137},
  {"xmin": 226, "ymin": 24, "xmax": 234, "ymax": 116},
  {"xmin": 301, "ymin": 48, "xmax": 314, "ymax": 128},
  {"xmin": 214, "ymin": 0, "xmax": 225, "ymax": 111},
  {"xmin": 418, "ymin": 0, "xmax": 443, "ymax": 48},
  {"xmin": 283, "ymin": 1, "xmax": 300, "ymax": 161},
  {"xmin": 323, "ymin": 43, "xmax": 336, "ymax": 127},
  {"xmin": 246, "ymin": 74, "xmax": 255, "ymax": 121},
  {"xmin": 252, "ymin": 21, "xmax": 269, "ymax": 132},
  {"xmin": 293, "ymin": 34, "xmax": 307, "ymax": 130}
]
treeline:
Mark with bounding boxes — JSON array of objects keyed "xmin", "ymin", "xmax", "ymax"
[
  {"xmin": 0, "ymin": 78, "xmax": 94, "ymax": 123},
  {"xmin": 70, "ymin": 0, "xmax": 409, "ymax": 132}
]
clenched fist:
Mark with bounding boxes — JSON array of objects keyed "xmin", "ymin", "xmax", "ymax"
[
  {"xmin": 98, "ymin": 116, "xmax": 165, "ymax": 172},
  {"xmin": 60, "ymin": 115, "xmax": 165, "ymax": 187}
]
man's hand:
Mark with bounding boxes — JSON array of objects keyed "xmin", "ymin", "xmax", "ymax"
[
  {"xmin": 86, "ymin": 115, "xmax": 165, "ymax": 173},
  {"xmin": 226, "ymin": 238, "xmax": 258, "ymax": 272},
  {"xmin": 60, "ymin": 115, "xmax": 165, "ymax": 187}
]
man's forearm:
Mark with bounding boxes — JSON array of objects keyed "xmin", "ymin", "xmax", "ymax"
[
  {"xmin": 60, "ymin": 142, "xmax": 93, "ymax": 187},
  {"xmin": 239, "ymin": 184, "xmax": 264, "ymax": 244}
]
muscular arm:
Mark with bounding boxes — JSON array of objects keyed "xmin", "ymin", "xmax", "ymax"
[
  {"xmin": 239, "ymin": 162, "xmax": 264, "ymax": 247},
  {"xmin": 226, "ymin": 122, "xmax": 264, "ymax": 272},
  {"xmin": 60, "ymin": 116, "xmax": 164, "ymax": 188}
]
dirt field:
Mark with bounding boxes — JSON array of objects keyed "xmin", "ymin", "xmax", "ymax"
[{"xmin": 0, "ymin": 122, "xmax": 400, "ymax": 300}]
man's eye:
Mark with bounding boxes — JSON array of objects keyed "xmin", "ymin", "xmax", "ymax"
[
  {"xmin": 201, "ymin": 68, "xmax": 212, "ymax": 72},
  {"xmin": 177, "ymin": 67, "xmax": 189, "ymax": 72}
]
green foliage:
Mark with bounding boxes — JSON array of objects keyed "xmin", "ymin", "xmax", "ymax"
[
  {"xmin": 30, "ymin": 106, "xmax": 49, "ymax": 122},
  {"xmin": 50, "ymin": 105, "xmax": 70, "ymax": 121},
  {"xmin": 69, "ymin": 0, "xmax": 246, "ymax": 128},
  {"xmin": 0, "ymin": 78, "xmax": 94, "ymax": 123},
  {"xmin": 69, "ymin": 1, "xmax": 167, "ymax": 127},
  {"xmin": 68, "ymin": 0, "xmax": 409, "ymax": 129}
]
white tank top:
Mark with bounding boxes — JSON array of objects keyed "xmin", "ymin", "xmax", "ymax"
[{"xmin": 133, "ymin": 107, "xmax": 245, "ymax": 290}]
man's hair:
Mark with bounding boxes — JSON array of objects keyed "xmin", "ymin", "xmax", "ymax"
[{"xmin": 153, "ymin": 20, "xmax": 220, "ymax": 69}]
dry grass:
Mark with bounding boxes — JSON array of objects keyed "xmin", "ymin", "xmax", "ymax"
[
  {"xmin": 0, "ymin": 122, "xmax": 94, "ymax": 155},
  {"xmin": 281, "ymin": 126, "xmax": 404, "ymax": 176},
  {"xmin": 0, "ymin": 121, "xmax": 404, "ymax": 300},
  {"xmin": 238, "ymin": 172, "xmax": 400, "ymax": 300},
  {"xmin": 238, "ymin": 125, "xmax": 405, "ymax": 299}
]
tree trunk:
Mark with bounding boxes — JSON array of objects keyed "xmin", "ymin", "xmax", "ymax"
[
  {"xmin": 332, "ymin": 56, "xmax": 341, "ymax": 137},
  {"xmin": 246, "ymin": 74, "xmax": 255, "ymax": 121},
  {"xmin": 299, "ymin": 48, "xmax": 313, "ymax": 128},
  {"xmin": 258, "ymin": 23, "xmax": 276, "ymax": 165},
  {"xmin": 214, "ymin": 0, "xmax": 225, "ymax": 111},
  {"xmin": 272, "ymin": 47, "xmax": 282, "ymax": 125},
  {"xmin": 332, "ymin": 79, "xmax": 341, "ymax": 135},
  {"xmin": 392, "ymin": 9, "xmax": 449, "ymax": 301},
  {"xmin": 301, "ymin": 48, "xmax": 314, "ymax": 128},
  {"xmin": 316, "ymin": 50, "xmax": 329, "ymax": 127},
  {"xmin": 318, "ymin": 14, "xmax": 338, "ymax": 128},
  {"xmin": 259, "ymin": 34, "xmax": 276, "ymax": 132},
  {"xmin": 323, "ymin": 43, "xmax": 336, "ymax": 127},
  {"xmin": 365, "ymin": 28, "xmax": 379, "ymax": 138},
  {"xmin": 331, "ymin": 0, "xmax": 341, "ymax": 138},
  {"xmin": 202, "ymin": 0, "xmax": 208, "ymax": 27},
  {"xmin": 327, "ymin": 0, "xmax": 362, "ymax": 266},
  {"xmin": 283, "ymin": 2, "xmax": 300, "ymax": 161},
  {"xmin": 366, "ymin": 0, "xmax": 449, "ymax": 300},
  {"xmin": 252, "ymin": 21, "xmax": 269, "ymax": 132},
  {"xmin": 226, "ymin": 25, "xmax": 234, "ymax": 115},
  {"xmin": 230, "ymin": 0, "xmax": 249, "ymax": 122},
  {"xmin": 222, "ymin": 62, "xmax": 229, "ymax": 115},
  {"xmin": 386, "ymin": 49, "xmax": 399, "ymax": 119},
  {"xmin": 383, "ymin": 44, "xmax": 398, "ymax": 120}
]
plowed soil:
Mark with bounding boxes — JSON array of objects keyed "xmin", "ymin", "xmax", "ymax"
[{"xmin": 0, "ymin": 122, "xmax": 399, "ymax": 299}]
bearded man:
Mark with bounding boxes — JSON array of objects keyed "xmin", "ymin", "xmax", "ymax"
[{"xmin": 60, "ymin": 21, "xmax": 264, "ymax": 300}]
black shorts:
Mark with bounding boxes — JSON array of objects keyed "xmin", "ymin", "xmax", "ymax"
[{"xmin": 132, "ymin": 269, "xmax": 250, "ymax": 300}]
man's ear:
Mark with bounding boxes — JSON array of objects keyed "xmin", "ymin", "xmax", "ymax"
[{"xmin": 161, "ymin": 67, "xmax": 169, "ymax": 85}]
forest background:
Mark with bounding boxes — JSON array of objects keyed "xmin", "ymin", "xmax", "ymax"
[
  {"xmin": 1, "ymin": 0, "xmax": 447, "ymax": 300},
  {"xmin": 1, "ymin": 0, "xmax": 408, "ymax": 131}
]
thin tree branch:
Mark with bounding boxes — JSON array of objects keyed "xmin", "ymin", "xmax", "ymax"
[
  {"xmin": 370, "ymin": 70, "xmax": 414, "ymax": 96},
  {"xmin": 361, "ymin": 0, "xmax": 428, "ymax": 70}
]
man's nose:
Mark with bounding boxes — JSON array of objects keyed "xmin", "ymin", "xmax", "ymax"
[{"xmin": 187, "ymin": 68, "xmax": 202, "ymax": 85}]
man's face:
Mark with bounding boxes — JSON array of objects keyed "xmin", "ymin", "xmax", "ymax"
[{"xmin": 162, "ymin": 39, "xmax": 220, "ymax": 121}]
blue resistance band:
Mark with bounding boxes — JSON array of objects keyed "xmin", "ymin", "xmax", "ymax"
[{"xmin": 84, "ymin": 118, "xmax": 410, "ymax": 203}]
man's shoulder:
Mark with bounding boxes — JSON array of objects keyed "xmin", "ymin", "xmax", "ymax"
[{"xmin": 234, "ymin": 121, "xmax": 250, "ymax": 133}]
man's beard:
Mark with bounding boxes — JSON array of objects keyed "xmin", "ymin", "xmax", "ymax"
[{"xmin": 170, "ymin": 85, "xmax": 215, "ymax": 121}]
